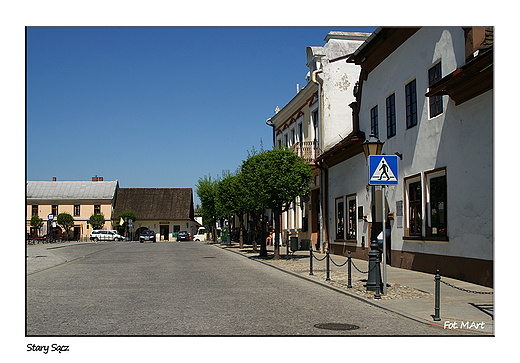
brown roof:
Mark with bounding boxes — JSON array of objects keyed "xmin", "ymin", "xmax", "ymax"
[{"xmin": 112, "ymin": 188, "xmax": 194, "ymax": 221}]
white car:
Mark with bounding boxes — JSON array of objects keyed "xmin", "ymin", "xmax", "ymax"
[
  {"xmin": 193, "ymin": 228, "xmax": 206, "ymax": 241},
  {"xmin": 90, "ymin": 230, "xmax": 124, "ymax": 241}
]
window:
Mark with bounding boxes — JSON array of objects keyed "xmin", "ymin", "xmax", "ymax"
[
  {"xmin": 312, "ymin": 110, "xmax": 319, "ymax": 142},
  {"xmin": 94, "ymin": 205, "xmax": 101, "ymax": 214},
  {"xmin": 335, "ymin": 198, "xmax": 344, "ymax": 240},
  {"xmin": 347, "ymin": 196, "xmax": 357, "ymax": 240},
  {"xmin": 405, "ymin": 79, "xmax": 417, "ymax": 128},
  {"xmin": 408, "ymin": 180, "xmax": 422, "ymax": 236},
  {"xmin": 370, "ymin": 105, "xmax": 379, "ymax": 137},
  {"xmin": 427, "ymin": 171, "xmax": 447, "ymax": 237},
  {"xmin": 290, "ymin": 128, "xmax": 295, "ymax": 146},
  {"xmin": 32, "ymin": 205, "xmax": 38, "ymax": 217},
  {"xmin": 277, "ymin": 139, "xmax": 282, "ymax": 150},
  {"xmin": 74, "ymin": 205, "xmax": 80, "ymax": 216},
  {"xmin": 429, "ymin": 62, "xmax": 443, "ymax": 117},
  {"xmin": 284, "ymin": 133, "xmax": 288, "ymax": 147},
  {"xmin": 298, "ymin": 123, "xmax": 303, "ymax": 144},
  {"xmin": 386, "ymin": 93, "xmax": 396, "ymax": 138},
  {"xmin": 52, "ymin": 205, "xmax": 58, "ymax": 216}
]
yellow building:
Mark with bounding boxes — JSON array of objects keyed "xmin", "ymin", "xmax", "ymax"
[{"xmin": 26, "ymin": 177, "xmax": 118, "ymax": 240}]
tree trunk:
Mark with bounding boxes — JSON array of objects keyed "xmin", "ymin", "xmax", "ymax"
[
  {"xmin": 251, "ymin": 213, "xmax": 259, "ymax": 253},
  {"xmin": 238, "ymin": 214, "xmax": 244, "ymax": 249},
  {"xmin": 273, "ymin": 209, "xmax": 280, "ymax": 260},
  {"xmin": 259, "ymin": 210, "xmax": 267, "ymax": 258}
]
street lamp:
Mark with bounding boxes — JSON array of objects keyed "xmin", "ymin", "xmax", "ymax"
[
  {"xmin": 362, "ymin": 133, "xmax": 384, "ymax": 293},
  {"xmin": 362, "ymin": 133, "xmax": 384, "ymax": 160}
]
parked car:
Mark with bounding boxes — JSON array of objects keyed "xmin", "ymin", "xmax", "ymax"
[
  {"xmin": 177, "ymin": 231, "xmax": 190, "ymax": 241},
  {"xmin": 193, "ymin": 227, "xmax": 206, "ymax": 241},
  {"xmin": 139, "ymin": 230, "xmax": 156, "ymax": 243},
  {"xmin": 90, "ymin": 230, "xmax": 124, "ymax": 241}
]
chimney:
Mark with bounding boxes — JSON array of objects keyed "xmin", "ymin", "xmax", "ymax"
[
  {"xmin": 98, "ymin": 176, "xmax": 103, "ymax": 181},
  {"xmin": 52, "ymin": 177, "xmax": 56, "ymax": 182},
  {"xmin": 92, "ymin": 175, "xmax": 98, "ymax": 182}
]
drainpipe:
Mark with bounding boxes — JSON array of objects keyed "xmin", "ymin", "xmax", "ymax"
[
  {"xmin": 266, "ymin": 117, "xmax": 275, "ymax": 148},
  {"xmin": 312, "ymin": 68, "xmax": 324, "ymax": 251}
]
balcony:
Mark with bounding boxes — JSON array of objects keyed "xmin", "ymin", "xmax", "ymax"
[{"xmin": 291, "ymin": 141, "xmax": 320, "ymax": 163}]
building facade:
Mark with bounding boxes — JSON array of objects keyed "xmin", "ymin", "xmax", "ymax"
[
  {"xmin": 26, "ymin": 177, "xmax": 118, "ymax": 240},
  {"xmin": 268, "ymin": 31, "xmax": 370, "ymax": 251},
  {"xmin": 320, "ymin": 27, "xmax": 493, "ymax": 286},
  {"xmin": 111, "ymin": 188, "xmax": 196, "ymax": 241}
]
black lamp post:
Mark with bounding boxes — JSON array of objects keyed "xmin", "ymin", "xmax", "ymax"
[{"xmin": 362, "ymin": 133, "xmax": 384, "ymax": 292}]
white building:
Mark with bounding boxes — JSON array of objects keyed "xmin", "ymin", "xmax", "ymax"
[
  {"xmin": 319, "ymin": 27, "xmax": 493, "ymax": 286},
  {"xmin": 268, "ymin": 31, "xmax": 370, "ymax": 250}
]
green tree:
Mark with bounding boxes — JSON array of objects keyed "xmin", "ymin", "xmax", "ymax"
[
  {"xmin": 196, "ymin": 175, "xmax": 218, "ymax": 242},
  {"xmin": 89, "ymin": 212, "xmax": 105, "ymax": 230},
  {"xmin": 118, "ymin": 210, "xmax": 137, "ymax": 224},
  {"xmin": 216, "ymin": 168, "xmax": 249, "ymax": 248},
  {"xmin": 261, "ymin": 147, "xmax": 313, "ymax": 259},
  {"xmin": 57, "ymin": 212, "xmax": 74, "ymax": 241},
  {"xmin": 30, "ymin": 215, "xmax": 44, "ymax": 236},
  {"xmin": 117, "ymin": 210, "xmax": 137, "ymax": 238},
  {"xmin": 240, "ymin": 148, "xmax": 270, "ymax": 254}
]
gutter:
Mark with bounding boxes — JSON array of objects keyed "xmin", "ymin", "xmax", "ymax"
[{"xmin": 312, "ymin": 69, "xmax": 325, "ymax": 251}]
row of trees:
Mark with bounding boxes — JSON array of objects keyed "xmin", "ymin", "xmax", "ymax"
[
  {"xmin": 196, "ymin": 147, "xmax": 312, "ymax": 259},
  {"xmin": 29, "ymin": 210, "xmax": 137, "ymax": 241}
]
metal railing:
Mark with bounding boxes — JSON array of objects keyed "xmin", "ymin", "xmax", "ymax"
[{"xmin": 291, "ymin": 141, "xmax": 319, "ymax": 163}]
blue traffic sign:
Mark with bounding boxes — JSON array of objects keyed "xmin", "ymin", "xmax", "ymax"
[{"xmin": 368, "ymin": 155, "xmax": 399, "ymax": 185}]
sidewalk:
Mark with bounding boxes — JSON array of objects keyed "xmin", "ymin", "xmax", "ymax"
[{"xmin": 215, "ymin": 242, "xmax": 494, "ymax": 335}]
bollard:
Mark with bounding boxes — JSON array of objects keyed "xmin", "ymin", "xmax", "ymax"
[
  {"xmin": 347, "ymin": 251, "xmax": 352, "ymax": 288},
  {"xmin": 374, "ymin": 255, "xmax": 381, "ymax": 299},
  {"xmin": 309, "ymin": 246, "xmax": 314, "ymax": 276},
  {"xmin": 433, "ymin": 270, "xmax": 441, "ymax": 321},
  {"xmin": 325, "ymin": 244, "xmax": 331, "ymax": 281}
]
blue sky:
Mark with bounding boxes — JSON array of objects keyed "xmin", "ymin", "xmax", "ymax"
[{"xmin": 26, "ymin": 26, "xmax": 374, "ymax": 205}]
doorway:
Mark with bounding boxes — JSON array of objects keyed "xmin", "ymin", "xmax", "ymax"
[
  {"xmin": 160, "ymin": 225, "xmax": 169, "ymax": 241},
  {"xmin": 74, "ymin": 226, "xmax": 81, "ymax": 241}
]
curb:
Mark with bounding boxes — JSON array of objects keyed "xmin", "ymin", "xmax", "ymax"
[{"xmin": 213, "ymin": 243, "xmax": 485, "ymax": 335}]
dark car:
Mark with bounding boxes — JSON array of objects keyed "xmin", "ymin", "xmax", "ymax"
[
  {"xmin": 140, "ymin": 230, "xmax": 156, "ymax": 243},
  {"xmin": 177, "ymin": 231, "xmax": 190, "ymax": 241}
]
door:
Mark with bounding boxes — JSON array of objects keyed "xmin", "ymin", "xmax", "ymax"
[
  {"xmin": 73, "ymin": 226, "xmax": 81, "ymax": 241},
  {"xmin": 160, "ymin": 225, "xmax": 169, "ymax": 241}
]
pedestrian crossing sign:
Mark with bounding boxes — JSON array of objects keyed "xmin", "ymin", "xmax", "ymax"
[{"xmin": 368, "ymin": 155, "xmax": 399, "ymax": 185}]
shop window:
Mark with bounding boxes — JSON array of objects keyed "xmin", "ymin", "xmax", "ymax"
[
  {"xmin": 406, "ymin": 176, "xmax": 422, "ymax": 237},
  {"xmin": 427, "ymin": 170, "xmax": 447, "ymax": 237},
  {"xmin": 335, "ymin": 197, "xmax": 344, "ymax": 240},
  {"xmin": 347, "ymin": 196, "xmax": 357, "ymax": 240}
]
